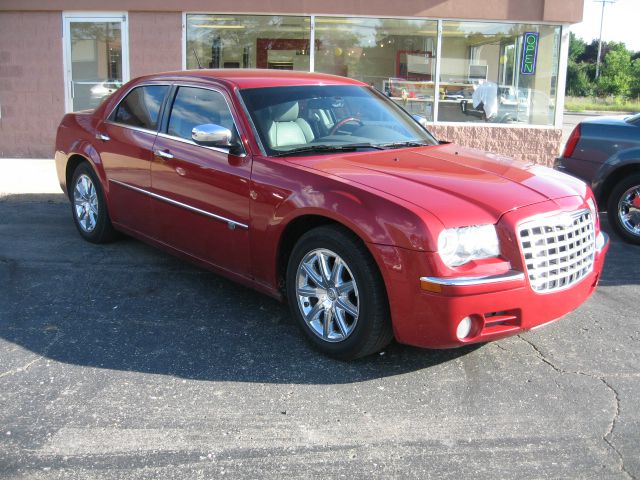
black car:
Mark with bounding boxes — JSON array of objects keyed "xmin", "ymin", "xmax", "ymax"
[{"xmin": 555, "ymin": 113, "xmax": 640, "ymax": 244}]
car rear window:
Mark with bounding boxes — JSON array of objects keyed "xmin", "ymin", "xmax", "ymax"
[
  {"xmin": 626, "ymin": 113, "xmax": 640, "ymax": 125},
  {"xmin": 110, "ymin": 85, "xmax": 169, "ymax": 131}
]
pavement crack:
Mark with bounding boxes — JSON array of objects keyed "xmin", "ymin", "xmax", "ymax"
[
  {"xmin": 0, "ymin": 330, "xmax": 63, "ymax": 380},
  {"xmin": 601, "ymin": 377, "xmax": 634, "ymax": 480},
  {"xmin": 517, "ymin": 335, "xmax": 634, "ymax": 479}
]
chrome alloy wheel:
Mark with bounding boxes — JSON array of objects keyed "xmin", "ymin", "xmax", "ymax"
[
  {"xmin": 618, "ymin": 185, "xmax": 640, "ymax": 237},
  {"xmin": 73, "ymin": 173, "xmax": 99, "ymax": 233},
  {"xmin": 295, "ymin": 248, "xmax": 359, "ymax": 342}
]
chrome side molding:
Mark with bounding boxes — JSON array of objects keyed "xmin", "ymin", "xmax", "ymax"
[{"xmin": 109, "ymin": 179, "xmax": 248, "ymax": 230}]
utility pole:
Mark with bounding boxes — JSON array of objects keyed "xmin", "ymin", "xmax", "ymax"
[{"xmin": 595, "ymin": 0, "xmax": 617, "ymax": 79}]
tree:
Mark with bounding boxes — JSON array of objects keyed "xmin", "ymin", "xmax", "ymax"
[
  {"xmin": 566, "ymin": 33, "xmax": 594, "ymax": 96},
  {"xmin": 596, "ymin": 43, "xmax": 633, "ymax": 97},
  {"xmin": 567, "ymin": 62, "xmax": 593, "ymax": 96},
  {"xmin": 630, "ymin": 58, "xmax": 640, "ymax": 98},
  {"xmin": 569, "ymin": 32, "xmax": 586, "ymax": 61}
]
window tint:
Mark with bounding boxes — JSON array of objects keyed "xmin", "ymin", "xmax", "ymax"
[
  {"xmin": 111, "ymin": 85, "xmax": 169, "ymax": 130},
  {"xmin": 167, "ymin": 87, "xmax": 237, "ymax": 141}
]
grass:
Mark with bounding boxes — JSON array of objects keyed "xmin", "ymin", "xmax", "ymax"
[{"xmin": 565, "ymin": 96, "xmax": 640, "ymax": 113}]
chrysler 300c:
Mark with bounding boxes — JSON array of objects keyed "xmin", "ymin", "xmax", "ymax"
[{"xmin": 55, "ymin": 70, "xmax": 609, "ymax": 359}]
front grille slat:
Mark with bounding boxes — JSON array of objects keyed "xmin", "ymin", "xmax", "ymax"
[{"xmin": 518, "ymin": 209, "xmax": 596, "ymax": 293}]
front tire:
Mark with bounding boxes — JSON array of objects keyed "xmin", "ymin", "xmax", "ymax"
[
  {"xmin": 70, "ymin": 162, "xmax": 118, "ymax": 243},
  {"xmin": 607, "ymin": 173, "xmax": 640, "ymax": 245},
  {"xmin": 286, "ymin": 225, "xmax": 393, "ymax": 359}
]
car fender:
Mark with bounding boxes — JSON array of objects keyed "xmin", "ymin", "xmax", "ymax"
[
  {"xmin": 592, "ymin": 147, "xmax": 640, "ymax": 201},
  {"xmin": 248, "ymin": 157, "xmax": 445, "ymax": 291}
]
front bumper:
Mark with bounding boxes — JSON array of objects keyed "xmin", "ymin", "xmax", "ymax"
[{"xmin": 369, "ymin": 209, "xmax": 610, "ymax": 349}]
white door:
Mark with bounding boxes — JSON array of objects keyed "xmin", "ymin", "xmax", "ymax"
[{"xmin": 63, "ymin": 13, "xmax": 129, "ymax": 112}]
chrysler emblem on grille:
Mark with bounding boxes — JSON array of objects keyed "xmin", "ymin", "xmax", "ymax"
[{"xmin": 555, "ymin": 213, "xmax": 575, "ymax": 229}]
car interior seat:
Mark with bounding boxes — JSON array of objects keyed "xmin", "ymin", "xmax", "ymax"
[{"xmin": 267, "ymin": 101, "xmax": 314, "ymax": 148}]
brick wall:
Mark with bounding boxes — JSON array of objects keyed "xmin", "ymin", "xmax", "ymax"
[
  {"xmin": 129, "ymin": 12, "xmax": 182, "ymax": 78},
  {"xmin": 429, "ymin": 124, "xmax": 563, "ymax": 166},
  {"xmin": 0, "ymin": 12, "xmax": 65, "ymax": 158}
]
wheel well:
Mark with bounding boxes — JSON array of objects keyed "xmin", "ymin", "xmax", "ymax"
[
  {"xmin": 65, "ymin": 154, "xmax": 89, "ymax": 198},
  {"xmin": 598, "ymin": 163, "xmax": 640, "ymax": 207},
  {"xmin": 277, "ymin": 215, "xmax": 368, "ymax": 295}
]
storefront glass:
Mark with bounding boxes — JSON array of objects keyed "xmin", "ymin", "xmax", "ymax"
[
  {"xmin": 186, "ymin": 15, "xmax": 311, "ymax": 71},
  {"xmin": 438, "ymin": 21, "xmax": 561, "ymax": 125},
  {"xmin": 184, "ymin": 16, "xmax": 562, "ymax": 126},
  {"xmin": 314, "ymin": 17, "xmax": 438, "ymax": 121}
]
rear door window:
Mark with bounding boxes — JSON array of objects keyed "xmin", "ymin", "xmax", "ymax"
[{"xmin": 110, "ymin": 85, "xmax": 169, "ymax": 130}]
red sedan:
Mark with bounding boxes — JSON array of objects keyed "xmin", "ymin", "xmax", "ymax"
[{"xmin": 55, "ymin": 70, "xmax": 609, "ymax": 359}]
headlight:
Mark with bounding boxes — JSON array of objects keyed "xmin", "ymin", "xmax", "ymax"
[
  {"xmin": 437, "ymin": 224, "xmax": 500, "ymax": 267},
  {"xmin": 587, "ymin": 197, "xmax": 597, "ymax": 216}
]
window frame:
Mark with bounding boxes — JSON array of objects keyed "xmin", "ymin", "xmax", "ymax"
[
  {"xmin": 157, "ymin": 83, "xmax": 247, "ymax": 156},
  {"xmin": 105, "ymin": 82, "xmax": 172, "ymax": 134}
]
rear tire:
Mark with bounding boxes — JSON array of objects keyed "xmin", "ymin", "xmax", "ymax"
[
  {"xmin": 286, "ymin": 225, "xmax": 393, "ymax": 359},
  {"xmin": 607, "ymin": 173, "xmax": 640, "ymax": 245},
  {"xmin": 70, "ymin": 162, "xmax": 118, "ymax": 243}
]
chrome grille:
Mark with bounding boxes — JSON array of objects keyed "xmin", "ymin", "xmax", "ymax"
[{"xmin": 518, "ymin": 209, "xmax": 596, "ymax": 293}]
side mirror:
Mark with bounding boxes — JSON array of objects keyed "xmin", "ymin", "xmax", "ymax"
[
  {"xmin": 192, "ymin": 124, "xmax": 238, "ymax": 149},
  {"xmin": 412, "ymin": 114, "xmax": 428, "ymax": 129}
]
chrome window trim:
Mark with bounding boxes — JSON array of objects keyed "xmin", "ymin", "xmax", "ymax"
[
  {"xmin": 156, "ymin": 131, "xmax": 246, "ymax": 157},
  {"xmin": 103, "ymin": 120, "xmax": 157, "ymax": 136},
  {"xmin": 105, "ymin": 83, "xmax": 172, "ymax": 130},
  {"xmin": 420, "ymin": 270, "xmax": 525, "ymax": 287},
  {"xmin": 109, "ymin": 179, "xmax": 249, "ymax": 230},
  {"xmin": 235, "ymin": 88, "xmax": 268, "ymax": 157},
  {"xmin": 165, "ymin": 83, "xmax": 247, "ymax": 156}
]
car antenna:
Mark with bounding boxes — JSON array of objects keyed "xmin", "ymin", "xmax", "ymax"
[{"xmin": 192, "ymin": 48, "xmax": 204, "ymax": 69}]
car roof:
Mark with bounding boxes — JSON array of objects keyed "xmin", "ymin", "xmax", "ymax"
[{"xmin": 136, "ymin": 69, "xmax": 367, "ymax": 89}]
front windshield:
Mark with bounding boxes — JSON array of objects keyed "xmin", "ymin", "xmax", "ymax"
[{"xmin": 239, "ymin": 85, "xmax": 438, "ymax": 156}]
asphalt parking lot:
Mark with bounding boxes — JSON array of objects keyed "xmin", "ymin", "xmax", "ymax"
[{"xmin": 1, "ymin": 190, "xmax": 639, "ymax": 478}]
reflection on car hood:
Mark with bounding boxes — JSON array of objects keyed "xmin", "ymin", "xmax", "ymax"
[{"xmin": 290, "ymin": 143, "xmax": 588, "ymax": 227}]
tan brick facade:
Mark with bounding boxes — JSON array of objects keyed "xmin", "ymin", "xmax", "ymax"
[
  {"xmin": 0, "ymin": 12, "xmax": 65, "ymax": 157},
  {"xmin": 429, "ymin": 125, "xmax": 563, "ymax": 166},
  {"xmin": 129, "ymin": 12, "xmax": 182, "ymax": 78}
]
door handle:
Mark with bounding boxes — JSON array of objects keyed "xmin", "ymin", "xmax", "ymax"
[
  {"xmin": 95, "ymin": 132, "xmax": 110, "ymax": 141},
  {"xmin": 154, "ymin": 149, "xmax": 174, "ymax": 160}
]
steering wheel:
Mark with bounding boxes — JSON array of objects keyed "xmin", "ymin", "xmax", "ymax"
[{"xmin": 329, "ymin": 117, "xmax": 364, "ymax": 135}]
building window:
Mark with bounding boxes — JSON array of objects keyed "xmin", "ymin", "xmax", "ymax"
[
  {"xmin": 438, "ymin": 21, "xmax": 561, "ymax": 125},
  {"xmin": 183, "ymin": 15, "xmax": 563, "ymax": 127},
  {"xmin": 186, "ymin": 14, "xmax": 311, "ymax": 71},
  {"xmin": 314, "ymin": 17, "xmax": 438, "ymax": 121}
]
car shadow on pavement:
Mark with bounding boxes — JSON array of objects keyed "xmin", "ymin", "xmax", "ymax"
[{"xmin": 0, "ymin": 194, "xmax": 482, "ymax": 385}]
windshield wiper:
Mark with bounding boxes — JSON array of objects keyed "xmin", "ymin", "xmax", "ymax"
[
  {"xmin": 379, "ymin": 141, "xmax": 433, "ymax": 149},
  {"xmin": 271, "ymin": 143, "xmax": 386, "ymax": 157}
]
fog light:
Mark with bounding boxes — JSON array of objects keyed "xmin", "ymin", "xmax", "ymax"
[{"xmin": 456, "ymin": 316, "xmax": 473, "ymax": 340}]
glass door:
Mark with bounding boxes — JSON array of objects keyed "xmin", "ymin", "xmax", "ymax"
[{"xmin": 63, "ymin": 13, "xmax": 129, "ymax": 112}]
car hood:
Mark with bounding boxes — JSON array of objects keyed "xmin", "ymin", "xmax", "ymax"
[{"xmin": 289, "ymin": 143, "xmax": 588, "ymax": 227}]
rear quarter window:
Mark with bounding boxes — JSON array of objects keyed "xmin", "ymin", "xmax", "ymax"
[{"xmin": 110, "ymin": 85, "xmax": 169, "ymax": 130}]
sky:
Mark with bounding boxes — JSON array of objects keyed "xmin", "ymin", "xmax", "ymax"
[{"xmin": 570, "ymin": 0, "xmax": 640, "ymax": 52}]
